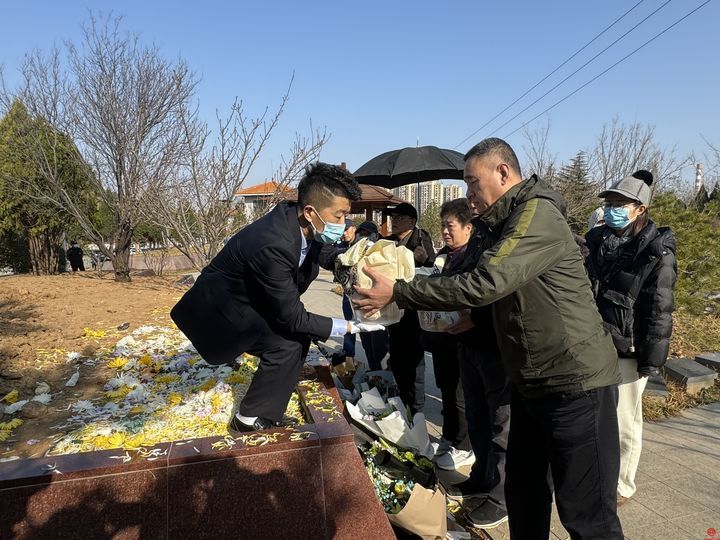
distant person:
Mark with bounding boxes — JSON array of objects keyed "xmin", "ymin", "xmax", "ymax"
[
  {"xmin": 332, "ymin": 219, "xmax": 358, "ymax": 365},
  {"xmin": 384, "ymin": 202, "xmax": 435, "ymax": 415},
  {"xmin": 171, "ymin": 163, "xmax": 380, "ymax": 432},
  {"xmin": 66, "ymin": 241, "xmax": 85, "ymax": 272},
  {"xmin": 585, "ymin": 170, "xmax": 677, "ymax": 506}
]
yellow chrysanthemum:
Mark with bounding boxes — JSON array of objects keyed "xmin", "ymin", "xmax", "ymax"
[
  {"xmin": 139, "ymin": 355, "xmax": 153, "ymax": 366},
  {"xmin": 106, "ymin": 386, "xmax": 132, "ymax": 399},
  {"xmin": 210, "ymin": 394, "xmax": 222, "ymax": 411},
  {"xmin": 187, "ymin": 357, "xmax": 200, "ymax": 366},
  {"xmin": 167, "ymin": 393, "xmax": 183, "ymax": 406},
  {"xmin": 224, "ymin": 371, "xmax": 248, "ymax": 385},
  {"xmin": 1, "ymin": 389, "xmax": 19, "ymax": 404},
  {"xmin": 107, "ymin": 357, "xmax": 128, "ymax": 369},
  {"xmin": 154, "ymin": 374, "xmax": 180, "ymax": 384},
  {"xmin": 196, "ymin": 378, "xmax": 217, "ymax": 392},
  {"xmin": 82, "ymin": 327, "xmax": 106, "ymax": 339},
  {"xmin": 0, "ymin": 418, "xmax": 23, "ymax": 430},
  {"xmin": 106, "ymin": 432, "xmax": 127, "ymax": 448},
  {"xmin": 130, "ymin": 406, "xmax": 145, "ymax": 415},
  {"xmin": 124, "ymin": 433, "xmax": 146, "ymax": 449}
]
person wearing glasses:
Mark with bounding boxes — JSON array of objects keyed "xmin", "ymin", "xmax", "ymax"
[{"xmin": 585, "ymin": 170, "xmax": 677, "ymax": 506}]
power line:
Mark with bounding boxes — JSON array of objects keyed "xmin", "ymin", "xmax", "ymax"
[
  {"xmin": 454, "ymin": 0, "xmax": 647, "ymax": 149},
  {"xmin": 484, "ymin": 0, "xmax": 675, "ymax": 139},
  {"xmin": 503, "ymin": 0, "xmax": 713, "ymax": 139}
]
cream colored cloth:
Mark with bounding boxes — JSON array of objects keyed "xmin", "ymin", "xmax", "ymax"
[
  {"xmin": 617, "ymin": 356, "xmax": 648, "ymax": 498},
  {"xmin": 339, "ymin": 238, "xmax": 415, "ymax": 325}
]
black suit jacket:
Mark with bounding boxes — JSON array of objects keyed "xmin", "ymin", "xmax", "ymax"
[{"xmin": 171, "ymin": 202, "xmax": 333, "ymax": 365}]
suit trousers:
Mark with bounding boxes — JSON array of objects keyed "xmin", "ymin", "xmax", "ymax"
[
  {"xmin": 238, "ymin": 325, "xmax": 310, "ymax": 421},
  {"xmin": 457, "ymin": 344, "xmax": 510, "ymax": 506},
  {"xmin": 388, "ymin": 310, "xmax": 425, "ymax": 415},
  {"xmin": 506, "ymin": 384, "xmax": 623, "ymax": 540}
]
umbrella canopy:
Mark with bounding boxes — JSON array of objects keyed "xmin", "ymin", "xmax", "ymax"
[{"xmin": 353, "ymin": 146, "xmax": 466, "ymax": 188}]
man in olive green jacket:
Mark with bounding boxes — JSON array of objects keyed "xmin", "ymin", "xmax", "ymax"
[{"xmin": 356, "ymin": 138, "xmax": 622, "ymax": 539}]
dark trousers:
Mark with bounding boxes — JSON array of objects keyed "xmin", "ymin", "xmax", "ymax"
[
  {"xmin": 458, "ymin": 344, "xmax": 510, "ymax": 507},
  {"xmin": 360, "ymin": 329, "xmax": 389, "ymax": 372},
  {"xmin": 341, "ymin": 295, "xmax": 356, "ymax": 357},
  {"xmin": 238, "ymin": 329, "xmax": 310, "ymax": 421},
  {"xmin": 506, "ymin": 385, "xmax": 623, "ymax": 540},
  {"xmin": 70, "ymin": 259, "xmax": 85, "ymax": 271},
  {"xmin": 388, "ymin": 310, "xmax": 425, "ymax": 415},
  {"xmin": 431, "ymin": 347, "xmax": 470, "ymax": 450}
]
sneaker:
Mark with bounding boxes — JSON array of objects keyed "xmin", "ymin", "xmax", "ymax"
[
  {"xmin": 435, "ymin": 447, "xmax": 475, "ymax": 471},
  {"xmin": 467, "ymin": 499, "xmax": 508, "ymax": 529},
  {"xmin": 445, "ymin": 478, "xmax": 489, "ymax": 501},
  {"xmin": 434, "ymin": 437, "xmax": 453, "ymax": 457}
]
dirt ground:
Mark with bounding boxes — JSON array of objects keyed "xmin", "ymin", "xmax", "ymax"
[{"xmin": 0, "ymin": 271, "xmax": 187, "ymax": 459}]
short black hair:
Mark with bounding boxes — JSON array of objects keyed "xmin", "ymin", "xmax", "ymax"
[
  {"xmin": 440, "ymin": 198, "xmax": 473, "ymax": 226},
  {"xmin": 464, "ymin": 137, "xmax": 522, "ymax": 177},
  {"xmin": 297, "ymin": 162, "xmax": 361, "ymax": 208}
]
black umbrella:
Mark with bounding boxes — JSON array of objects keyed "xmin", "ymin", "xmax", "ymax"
[{"xmin": 353, "ymin": 146, "xmax": 465, "ymax": 188}]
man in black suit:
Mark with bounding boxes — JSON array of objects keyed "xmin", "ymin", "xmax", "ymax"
[{"xmin": 171, "ymin": 163, "xmax": 378, "ymax": 432}]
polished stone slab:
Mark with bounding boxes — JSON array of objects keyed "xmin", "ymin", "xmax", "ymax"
[{"xmin": 0, "ymin": 366, "xmax": 394, "ymax": 539}]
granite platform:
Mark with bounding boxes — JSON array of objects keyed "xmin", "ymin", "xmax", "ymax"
[{"xmin": 0, "ymin": 366, "xmax": 394, "ymax": 540}]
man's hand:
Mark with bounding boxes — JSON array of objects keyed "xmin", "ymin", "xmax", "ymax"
[
  {"xmin": 446, "ymin": 311, "xmax": 475, "ymax": 335},
  {"xmin": 348, "ymin": 321, "xmax": 385, "ymax": 334},
  {"xmin": 353, "ymin": 267, "xmax": 395, "ymax": 317},
  {"xmin": 414, "ymin": 245, "xmax": 428, "ymax": 265}
]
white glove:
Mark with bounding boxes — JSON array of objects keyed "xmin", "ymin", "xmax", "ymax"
[{"xmin": 348, "ymin": 321, "xmax": 385, "ymax": 334}]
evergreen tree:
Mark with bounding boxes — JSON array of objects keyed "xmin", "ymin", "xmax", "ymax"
[
  {"xmin": 552, "ymin": 151, "xmax": 599, "ymax": 233},
  {"xmin": 0, "ymin": 100, "xmax": 93, "ymax": 274}
]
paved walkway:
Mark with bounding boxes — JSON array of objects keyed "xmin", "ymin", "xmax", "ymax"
[{"xmin": 303, "ymin": 271, "xmax": 720, "ymax": 539}]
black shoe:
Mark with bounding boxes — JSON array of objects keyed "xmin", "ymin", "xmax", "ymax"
[
  {"xmin": 330, "ymin": 352, "xmax": 350, "ymax": 366},
  {"xmin": 228, "ymin": 415, "xmax": 273, "ymax": 433},
  {"xmin": 445, "ymin": 479, "xmax": 490, "ymax": 501},
  {"xmin": 273, "ymin": 416, "xmax": 299, "ymax": 427},
  {"xmin": 467, "ymin": 499, "xmax": 508, "ymax": 529}
]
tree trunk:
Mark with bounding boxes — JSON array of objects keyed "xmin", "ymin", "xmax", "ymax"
[
  {"xmin": 27, "ymin": 226, "xmax": 64, "ymax": 275},
  {"xmin": 112, "ymin": 221, "xmax": 133, "ymax": 282}
]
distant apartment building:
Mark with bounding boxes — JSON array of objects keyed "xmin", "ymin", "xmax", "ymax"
[
  {"xmin": 392, "ymin": 181, "xmax": 463, "ymax": 215},
  {"xmin": 443, "ymin": 183, "xmax": 463, "ymax": 203}
]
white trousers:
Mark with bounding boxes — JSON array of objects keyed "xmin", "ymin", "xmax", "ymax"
[{"xmin": 617, "ymin": 357, "xmax": 648, "ymax": 498}]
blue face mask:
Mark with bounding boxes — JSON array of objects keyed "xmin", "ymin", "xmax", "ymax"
[
  {"xmin": 310, "ymin": 208, "xmax": 346, "ymax": 244},
  {"xmin": 603, "ymin": 206, "xmax": 636, "ymax": 230}
]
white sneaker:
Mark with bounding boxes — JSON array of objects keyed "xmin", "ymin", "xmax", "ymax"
[
  {"xmin": 434, "ymin": 437, "xmax": 453, "ymax": 457},
  {"xmin": 435, "ymin": 447, "xmax": 475, "ymax": 471}
]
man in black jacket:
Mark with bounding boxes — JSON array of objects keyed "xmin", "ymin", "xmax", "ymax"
[
  {"xmin": 384, "ymin": 203, "xmax": 436, "ymax": 414},
  {"xmin": 171, "ymin": 163, "xmax": 377, "ymax": 432}
]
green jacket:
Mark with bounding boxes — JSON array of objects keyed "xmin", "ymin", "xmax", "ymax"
[{"xmin": 394, "ymin": 176, "xmax": 620, "ymax": 397}]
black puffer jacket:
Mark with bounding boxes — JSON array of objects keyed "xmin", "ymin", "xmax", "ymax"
[{"xmin": 585, "ymin": 221, "xmax": 677, "ymax": 374}]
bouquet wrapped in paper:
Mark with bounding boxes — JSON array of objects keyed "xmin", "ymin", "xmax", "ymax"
[
  {"xmin": 336, "ymin": 238, "xmax": 415, "ymax": 325},
  {"xmin": 347, "ymin": 388, "xmax": 433, "ymax": 459},
  {"xmin": 360, "ymin": 440, "xmax": 446, "ymax": 539}
]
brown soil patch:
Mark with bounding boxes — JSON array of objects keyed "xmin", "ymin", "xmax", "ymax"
[{"xmin": 0, "ymin": 272, "xmax": 187, "ymax": 459}]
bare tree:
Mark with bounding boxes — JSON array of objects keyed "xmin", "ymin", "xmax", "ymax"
[
  {"xmin": 141, "ymin": 81, "xmax": 328, "ymax": 271},
  {"xmin": 588, "ymin": 117, "xmax": 682, "ymax": 191},
  {"xmin": 521, "ymin": 118, "xmax": 557, "ymax": 181},
  {"xmin": 0, "ymin": 14, "xmax": 198, "ymax": 281}
]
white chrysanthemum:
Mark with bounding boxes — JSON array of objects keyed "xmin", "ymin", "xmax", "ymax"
[{"xmin": 32, "ymin": 393, "xmax": 52, "ymax": 404}]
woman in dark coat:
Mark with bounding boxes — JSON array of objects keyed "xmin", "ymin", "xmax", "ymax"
[{"xmin": 585, "ymin": 170, "xmax": 677, "ymax": 505}]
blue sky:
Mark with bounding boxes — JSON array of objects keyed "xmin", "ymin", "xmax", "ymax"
[{"xmin": 1, "ymin": 1, "xmax": 718, "ymax": 189}]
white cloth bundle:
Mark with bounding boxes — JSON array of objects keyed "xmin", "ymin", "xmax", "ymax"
[{"xmin": 338, "ymin": 238, "xmax": 415, "ymax": 325}]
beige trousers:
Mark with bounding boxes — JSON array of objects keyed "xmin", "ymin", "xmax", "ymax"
[{"xmin": 617, "ymin": 357, "xmax": 649, "ymax": 498}]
